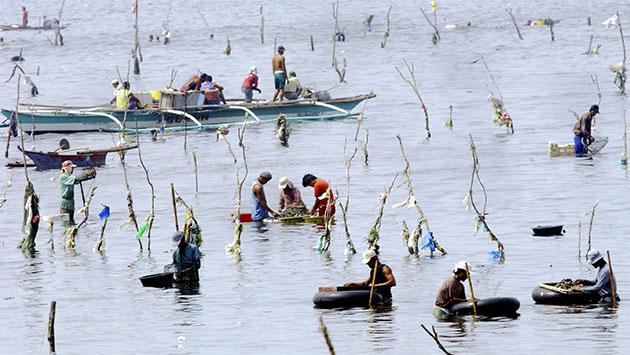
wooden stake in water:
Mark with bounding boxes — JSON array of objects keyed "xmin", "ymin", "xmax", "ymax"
[
  {"xmin": 311, "ymin": 35, "xmax": 314, "ymax": 51},
  {"xmin": 586, "ymin": 200, "xmax": 599, "ymax": 260},
  {"xmin": 607, "ymin": 250, "xmax": 616, "ymax": 307},
  {"xmin": 465, "ymin": 263, "xmax": 477, "ymax": 317},
  {"xmin": 318, "ymin": 313, "xmax": 335, "ymax": 355},
  {"xmin": 193, "ymin": 152, "xmax": 198, "ymax": 193},
  {"xmin": 47, "ymin": 300, "xmax": 56, "ymax": 354}
]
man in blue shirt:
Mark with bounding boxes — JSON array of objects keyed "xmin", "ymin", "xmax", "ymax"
[
  {"xmin": 572, "ymin": 249, "xmax": 619, "ymax": 303},
  {"xmin": 172, "ymin": 231, "xmax": 201, "ymax": 281}
]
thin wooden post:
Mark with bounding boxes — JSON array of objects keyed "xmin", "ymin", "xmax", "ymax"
[
  {"xmin": 318, "ymin": 313, "xmax": 335, "ymax": 355},
  {"xmin": 465, "ymin": 263, "xmax": 477, "ymax": 317},
  {"xmin": 617, "ymin": 11, "xmax": 627, "ymax": 94},
  {"xmin": 47, "ymin": 301, "xmax": 56, "ymax": 353},
  {"xmin": 193, "ymin": 152, "xmax": 198, "ymax": 193},
  {"xmin": 586, "ymin": 200, "xmax": 599, "ymax": 260},
  {"xmin": 133, "ymin": 0, "xmax": 140, "ymax": 75},
  {"xmin": 368, "ymin": 259, "xmax": 378, "ymax": 307},
  {"xmin": 607, "ymin": 250, "xmax": 616, "ymax": 307},
  {"xmin": 171, "ymin": 183, "xmax": 178, "ymax": 230},
  {"xmin": 311, "ymin": 35, "xmax": 314, "ymax": 51}
]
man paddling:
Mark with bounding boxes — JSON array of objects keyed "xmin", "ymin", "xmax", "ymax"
[
  {"xmin": 572, "ymin": 249, "xmax": 620, "ymax": 303},
  {"xmin": 172, "ymin": 231, "xmax": 201, "ymax": 282},
  {"xmin": 344, "ymin": 249, "xmax": 396, "ymax": 304},
  {"xmin": 59, "ymin": 160, "xmax": 96, "ymax": 224},
  {"xmin": 573, "ymin": 104, "xmax": 599, "ymax": 157},
  {"xmin": 433, "ymin": 261, "xmax": 469, "ymax": 316},
  {"xmin": 252, "ymin": 171, "xmax": 278, "ymax": 222}
]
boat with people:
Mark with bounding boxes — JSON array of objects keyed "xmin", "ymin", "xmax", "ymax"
[{"xmin": 1, "ymin": 91, "xmax": 374, "ymax": 134}]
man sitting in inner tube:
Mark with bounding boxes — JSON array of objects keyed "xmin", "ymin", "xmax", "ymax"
[
  {"xmin": 572, "ymin": 249, "xmax": 620, "ymax": 304},
  {"xmin": 433, "ymin": 261, "xmax": 469, "ymax": 317},
  {"xmin": 343, "ymin": 249, "xmax": 396, "ymax": 304}
]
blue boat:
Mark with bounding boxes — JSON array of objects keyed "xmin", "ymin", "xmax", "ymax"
[{"xmin": 1, "ymin": 93, "xmax": 374, "ymax": 134}]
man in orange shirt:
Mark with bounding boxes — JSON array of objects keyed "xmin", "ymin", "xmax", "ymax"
[{"xmin": 302, "ymin": 173, "xmax": 335, "ymax": 216}]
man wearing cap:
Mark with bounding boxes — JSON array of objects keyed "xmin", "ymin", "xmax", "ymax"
[
  {"xmin": 572, "ymin": 105, "xmax": 599, "ymax": 157},
  {"xmin": 572, "ymin": 249, "xmax": 619, "ymax": 303},
  {"xmin": 59, "ymin": 161, "xmax": 96, "ymax": 224},
  {"xmin": 344, "ymin": 249, "xmax": 396, "ymax": 303},
  {"xmin": 272, "ymin": 45, "xmax": 288, "ymax": 102},
  {"xmin": 252, "ymin": 171, "xmax": 278, "ymax": 221},
  {"xmin": 242, "ymin": 66, "xmax": 261, "ymax": 103},
  {"xmin": 302, "ymin": 174, "xmax": 335, "ymax": 217},
  {"xmin": 172, "ymin": 231, "xmax": 201, "ymax": 282},
  {"xmin": 284, "ymin": 71, "xmax": 302, "ymax": 100},
  {"xmin": 433, "ymin": 261, "xmax": 469, "ymax": 316},
  {"xmin": 277, "ymin": 177, "xmax": 306, "ymax": 217}
]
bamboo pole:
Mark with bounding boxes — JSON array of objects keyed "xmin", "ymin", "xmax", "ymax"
[
  {"xmin": 311, "ymin": 35, "xmax": 314, "ymax": 51},
  {"xmin": 607, "ymin": 250, "xmax": 616, "ymax": 307},
  {"xmin": 380, "ymin": 5, "xmax": 392, "ymax": 48},
  {"xmin": 318, "ymin": 313, "xmax": 335, "ymax": 355},
  {"xmin": 171, "ymin": 183, "xmax": 179, "ymax": 230},
  {"xmin": 586, "ymin": 200, "xmax": 599, "ymax": 260},
  {"xmin": 368, "ymin": 259, "xmax": 379, "ymax": 307},
  {"xmin": 259, "ymin": 6, "xmax": 264, "ymax": 44},
  {"xmin": 54, "ymin": 0, "xmax": 66, "ymax": 46},
  {"xmin": 465, "ymin": 262, "xmax": 477, "ymax": 317},
  {"xmin": 331, "ymin": 0, "xmax": 339, "ymax": 67},
  {"xmin": 618, "ymin": 11, "xmax": 627, "ymax": 94},
  {"xmin": 193, "ymin": 152, "xmax": 198, "ymax": 193},
  {"xmin": 15, "ymin": 75, "xmax": 29, "ymax": 182},
  {"xmin": 135, "ymin": 120, "xmax": 154, "ymax": 251},
  {"xmin": 133, "ymin": 0, "xmax": 140, "ymax": 75},
  {"xmin": 47, "ymin": 300, "xmax": 56, "ymax": 353},
  {"xmin": 622, "ymin": 110, "xmax": 628, "ymax": 165}
]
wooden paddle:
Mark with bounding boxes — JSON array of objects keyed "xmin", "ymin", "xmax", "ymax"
[
  {"xmin": 368, "ymin": 259, "xmax": 379, "ymax": 307},
  {"xmin": 607, "ymin": 250, "xmax": 616, "ymax": 307},
  {"xmin": 465, "ymin": 262, "xmax": 477, "ymax": 317}
]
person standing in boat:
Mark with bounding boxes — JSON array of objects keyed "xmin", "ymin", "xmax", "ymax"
[
  {"xmin": 252, "ymin": 171, "xmax": 278, "ymax": 222},
  {"xmin": 302, "ymin": 174, "xmax": 335, "ymax": 217},
  {"xmin": 433, "ymin": 261, "xmax": 469, "ymax": 316},
  {"xmin": 344, "ymin": 249, "xmax": 396, "ymax": 304},
  {"xmin": 172, "ymin": 231, "xmax": 201, "ymax": 282},
  {"xmin": 59, "ymin": 160, "xmax": 96, "ymax": 224},
  {"xmin": 572, "ymin": 104, "xmax": 598, "ymax": 157},
  {"xmin": 277, "ymin": 177, "xmax": 306, "ymax": 217},
  {"xmin": 572, "ymin": 249, "xmax": 619, "ymax": 303},
  {"xmin": 241, "ymin": 66, "xmax": 261, "ymax": 103},
  {"xmin": 21, "ymin": 7, "xmax": 28, "ymax": 28},
  {"xmin": 284, "ymin": 71, "xmax": 302, "ymax": 100},
  {"xmin": 272, "ymin": 45, "xmax": 288, "ymax": 102},
  {"xmin": 112, "ymin": 81, "xmax": 145, "ymax": 110}
]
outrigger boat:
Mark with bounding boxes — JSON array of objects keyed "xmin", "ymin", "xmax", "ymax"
[
  {"xmin": 1, "ymin": 91, "xmax": 374, "ymax": 134},
  {"xmin": 18, "ymin": 144, "xmax": 137, "ymax": 170},
  {"xmin": 0, "ymin": 24, "xmax": 70, "ymax": 31}
]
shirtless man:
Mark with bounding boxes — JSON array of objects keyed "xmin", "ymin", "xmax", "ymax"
[{"xmin": 272, "ymin": 45, "xmax": 288, "ymax": 102}]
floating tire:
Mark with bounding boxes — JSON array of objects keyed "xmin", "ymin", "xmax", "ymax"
[
  {"xmin": 313, "ymin": 290, "xmax": 383, "ymax": 309},
  {"xmin": 449, "ymin": 297, "xmax": 520, "ymax": 316},
  {"xmin": 531, "ymin": 286, "xmax": 600, "ymax": 305}
]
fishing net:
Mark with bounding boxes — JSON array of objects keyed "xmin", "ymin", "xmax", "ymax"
[{"xmin": 18, "ymin": 181, "xmax": 39, "ymax": 250}]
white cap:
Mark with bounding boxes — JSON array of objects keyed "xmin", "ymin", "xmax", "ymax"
[
  {"xmin": 587, "ymin": 250, "xmax": 603, "ymax": 265},
  {"xmin": 278, "ymin": 177, "xmax": 292, "ymax": 189},
  {"xmin": 361, "ymin": 249, "xmax": 377, "ymax": 264},
  {"xmin": 249, "ymin": 66, "xmax": 258, "ymax": 74},
  {"xmin": 452, "ymin": 261, "xmax": 469, "ymax": 273},
  {"xmin": 112, "ymin": 79, "xmax": 119, "ymax": 85}
]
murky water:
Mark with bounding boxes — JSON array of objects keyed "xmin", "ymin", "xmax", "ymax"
[{"xmin": 1, "ymin": 1, "xmax": 629, "ymax": 354}]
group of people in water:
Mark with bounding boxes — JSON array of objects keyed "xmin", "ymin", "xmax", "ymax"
[{"xmin": 250, "ymin": 171, "xmax": 334, "ymax": 221}]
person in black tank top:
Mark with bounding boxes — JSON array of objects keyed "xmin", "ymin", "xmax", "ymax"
[{"xmin": 344, "ymin": 249, "xmax": 396, "ymax": 302}]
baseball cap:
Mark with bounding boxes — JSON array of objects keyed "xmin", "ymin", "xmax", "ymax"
[
  {"xmin": 62, "ymin": 160, "xmax": 77, "ymax": 168},
  {"xmin": 361, "ymin": 249, "xmax": 377, "ymax": 264}
]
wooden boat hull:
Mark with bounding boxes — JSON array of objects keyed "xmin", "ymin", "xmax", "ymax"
[
  {"xmin": 1, "ymin": 94, "xmax": 374, "ymax": 134},
  {"xmin": 21, "ymin": 149, "xmax": 107, "ymax": 170},
  {"xmin": 0, "ymin": 24, "xmax": 70, "ymax": 31}
]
